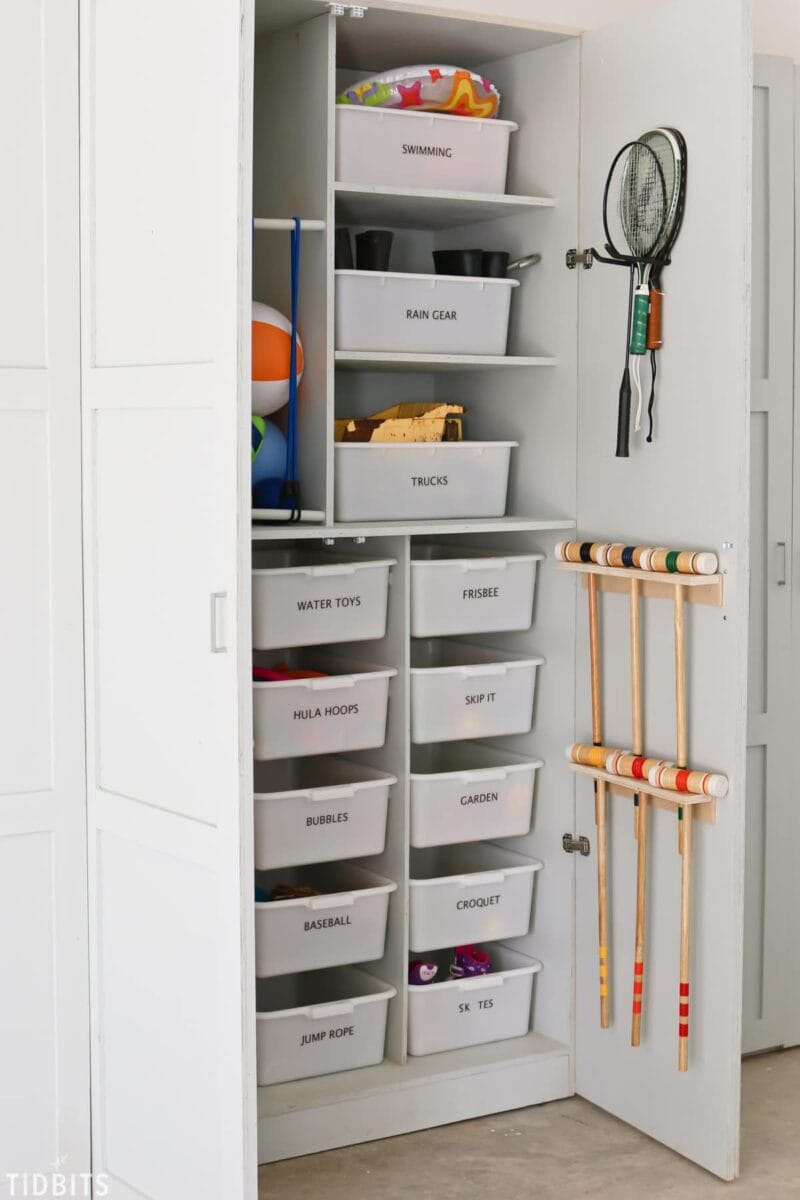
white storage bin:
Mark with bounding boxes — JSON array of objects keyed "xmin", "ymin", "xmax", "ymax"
[
  {"xmin": 336, "ymin": 106, "xmax": 518, "ymax": 193},
  {"xmin": 255, "ymin": 861, "xmax": 397, "ymax": 977},
  {"xmin": 253, "ymin": 657, "xmax": 397, "ymax": 760},
  {"xmin": 407, "ymin": 944, "xmax": 541, "ymax": 1057},
  {"xmin": 411, "ymin": 545, "xmax": 544, "ymax": 637},
  {"xmin": 254, "ymin": 758, "xmax": 396, "ymax": 869},
  {"xmin": 410, "ymin": 742, "xmax": 542, "ymax": 848},
  {"xmin": 409, "ymin": 843, "xmax": 542, "ymax": 952},
  {"xmin": 335, "ymin": 270, "xmax": 518, "ymax": 356},
  {"xmin": 410, "ymin": 640, "xmax": 543, "ymax": 744},
  {"xmin": 257, "ymin": 967, "xmax": 396, "ymax": 1085},
  {"xmin": 252, "ymin": 550, "xmax": 396, "ymax": 650},
  {"xmin": 334, "ymin": 442, "xmax": 517, "ymax": 523}
]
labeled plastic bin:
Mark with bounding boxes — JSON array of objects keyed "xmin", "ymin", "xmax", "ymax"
[
  {"xmin": 255, "ymin": 861, "xmax": 397, "ymax": 977},
  {"xmin": 257, "ymin": 967, "xmax": 396, "ymax": 1084},
  {"xmin": 407, "ymin": 944, "xmax": 541, "ymax": 1056},
  {"xmin": 253, "ymin": 657, "xmax": 397, "ymax": 760},
  {"xmin": 252, "ymin": 550, "xmax": 396, "ymax": 650},
  {"xmin": 411, "ymin": 545, "xmax": 544, "ymax": 637},
  {"xmin": 409, "ymin": 843, "xmax": 541, "ymax": 952},
  {"xmin": 410, "ymin": 742, "xmax": 542, "ymax": 848},
  {"xmin": 335, "ymin": 270, "xmax": 518, "ymax": 356},
  {"xmin": 336, "ymin": 106, "xmax": 518, "ymax": 193},
  {"xmin": 334, "ymin": 442, "xmax": 517, "ymax": 523},
  {"xmin": 410, "ymin": 640, "xmax": 543, "ymax": 743},
  {"xmin": 254, "ymin": 758, "xmax": 396, "ymax": 870}
]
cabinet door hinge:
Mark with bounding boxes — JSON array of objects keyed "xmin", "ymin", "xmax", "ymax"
[
  {"xmin": 562, "ymin": 832, "xmax": 591, "ymax": 856},
  {"xmin": 565, "ymin": 248, "xmax": 593, "ymax": 270}
]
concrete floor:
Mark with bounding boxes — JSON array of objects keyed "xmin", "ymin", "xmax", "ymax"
[{"xmin": 259, "ymin": 1048, "xmax": 800, "ymax": 1198}]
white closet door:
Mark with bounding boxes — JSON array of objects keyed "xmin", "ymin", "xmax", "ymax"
[
  {"xmin": 575, "ymin": 0, "xmax": 750, "ymax": 1180},
  {"xmin": 79, "ymin": 1, "xmax": 255, "ymax": 1197},
  {"xmin": 0, "ymin": 1, "xmax": 90, "ymax": 1190},
  {"xmin": 744, "ymin": 55, "xmax": 799, "ymax": 1055}
]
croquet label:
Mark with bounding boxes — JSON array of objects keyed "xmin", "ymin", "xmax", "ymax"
[{"xmin": 456, "ymin": 894, "xmax": 500, "ymax": 910}]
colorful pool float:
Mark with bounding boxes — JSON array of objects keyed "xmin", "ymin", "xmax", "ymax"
[{"xmin": 337, "ymin": 64, "xmax": 500, "ymax": 119}]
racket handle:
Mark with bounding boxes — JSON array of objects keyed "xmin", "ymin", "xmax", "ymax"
[
  {"xmin": 647, "ymin": 287, "xmax": 663, "ymax": 349},
  {"xmin": 616, "ymin": 366, "xmax": 632, "ymax": 458},
  {"xmin": 629, "ymin": 287, "xmax": 649, "ymax": 355}
]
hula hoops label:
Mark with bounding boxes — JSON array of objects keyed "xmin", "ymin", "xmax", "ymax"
[{"xmin": 293, "ymin": 704, "xmax": 359, "ymax": 720}]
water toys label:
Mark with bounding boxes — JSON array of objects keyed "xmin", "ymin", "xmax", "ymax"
[
  {"xmin": 462, "ymin": 587, "xmax": 500, "ymax": 600},
  {"xmin": 465, "ymin": 692, "xmax": 496, "ymax": 705},
  {"xmin": 306, "ymin": 812, "xmax": 349, "ymax": 827},
  {"xmin": 458, "ymin": 999, "xmax": 494, "ymax": 1014},
  {"xmin": 303, "ymin": 915, "xmax": 353, "ymax": 931},
  {"xmin": 293, "ymin": 704, "xmax": 359, "ymax": 720},
  {"xmin": 460, "ymin": 792, "xmax": 499, "ymax": 806},
  {"xmin": 411, "ymin": 475, "xmax": 448, "ymax": 487},
  {"xmin": 300, "ymin": 1025, "xmax": 355, "ymax": 1047},
  {"xmin": 456, "ymin": 894, "xmax": 500, "ymax": 910},
  {"xmin": 405, "ymin": 308, "xmax": 458, "ymax": 321},
  {"xmin": 296, "ymin": 595, "xmax": 362, "ymax": 611},
  {"xmin": 402, "ymin": 144, "xmax": 453, "ymax": 158}
]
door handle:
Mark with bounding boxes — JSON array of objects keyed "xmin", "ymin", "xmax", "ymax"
[
  {"xmin": 777, "ymin": 542, "xmax": 787, "ymax": 587},
  {"xmin": 210, "ymin": 591, "xmax": 227, "ymax": 652}
]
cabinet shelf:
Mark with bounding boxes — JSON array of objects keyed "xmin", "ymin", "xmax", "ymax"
[
  {"xmin": 251, "ymin": 516, "xmax": 576, "ymax": 540},
  {"xmin": 569, "ymin": 762, "xmax": 717, "ymax": 824},
  {"xmin": 334, "ymin": 181, "xmax": 555, "ymax": 229},
  {"xmin": 335, "ymin": 350, "xmax": 556, "ymax": 372},
  {"xmin": 555, "ymin": 561, "xmax": 724, "ymax": 606}
]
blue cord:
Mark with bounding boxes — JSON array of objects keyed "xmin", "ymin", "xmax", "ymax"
[{"xmin": 283, "ymin": 216, "xmax": 301, "ymax": 515}]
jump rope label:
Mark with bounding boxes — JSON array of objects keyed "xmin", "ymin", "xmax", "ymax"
[
  {"xmin": 293, "ymin": 704, "xmax": 359, "ymax": 721},
  {"xmin": 300, "ymin": 1025, "xmax": 355, "ymax": 1047},
  {"xmin": 296, "ymin": 595, "xmax": 362, "ymax": 611}
]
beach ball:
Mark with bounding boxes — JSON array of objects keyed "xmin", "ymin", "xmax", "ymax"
[
  {"xmin": 252, "ymin": 301, "xmax": 304, "ymax": 416},
  {"xmin": 251, "ymin": 416, "xmax": 287, "ymax": 487}
]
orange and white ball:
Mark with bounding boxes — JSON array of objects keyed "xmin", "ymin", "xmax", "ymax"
[{"xmin": 252, "ymin": 301, "xmax": 304, "ymax": 416}]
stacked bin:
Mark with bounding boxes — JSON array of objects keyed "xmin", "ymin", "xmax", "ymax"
[
  {"xmin": 407, "ymin": 544, "xmax": 545, "ymax": 1056},
  {"xmin": 252, "ymin": 549, "xmax": 398, "ymax": 1085}
]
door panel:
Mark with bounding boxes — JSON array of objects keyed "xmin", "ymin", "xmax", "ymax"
[
  {"xmin": 0, "ymin": 0, "xmax": 90, "ymax": 1189},
  {"xmin": 744, "ymin": 55, "xmax": 798, "ymax": 1054},
  {"xmin": 80, "ymin": 0, "xmax": 256, "ymax": 1195},
  {"xmin": 576, "ymin": 0, "xmax": 750, "ymax": 1180}
]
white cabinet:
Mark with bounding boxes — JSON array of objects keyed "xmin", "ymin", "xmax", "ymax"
[{"xmin": 2, "ymin": 0, "xmax": 747, "ymax": 1195}]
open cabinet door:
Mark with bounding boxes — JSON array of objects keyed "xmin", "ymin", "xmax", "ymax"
[
  {"xmin": 79, "ymin": 1, "xmax": 256, "ymax": 1197},
  {"xmin": 575, "ymin": 0, "xmax": 751, "ymax": 1181}
]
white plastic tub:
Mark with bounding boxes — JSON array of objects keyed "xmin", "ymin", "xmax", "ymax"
[
  {"xmin": 252, "ymin": 550, "xmax": 396, "ymax": 650},
  {"xmin": 255, "ymin": 861, "xmax": 397, "ymax": 977},
  {"xmin": 254, "ymin": 758, "xmax": 396, "ymax": 869},
  {"xmin": 407, "ymin": 944, "xmax": 541, "ymax": 1057},
  {"xmin": 410, "ymin": 545, "xmax": 544, "ymax": 637},
  {"xmin": 253, "ymin": 657, "xmax": 397, "ymax": 760},
  {"xmin": 257, "ymin": 967, "xmax": 396, "ymax": 1084},
  {"xmin": 410, "ymin": 640, "xmax": 543, "ymax": 743},
  {"xmin": 334, "ymin": 442, "xmax": 517, "ymax": 523},
  {"xmin": 409, "ymin": 844, "xmax": 542, "ymax": 952},
  {"xmin": 335, "ymin": 270, "xmax": 518, "ymax": 356},
  {"xmin": 410, "ymin": 742, "xmax": 542, "ymax": 848},
  {"xmin": 336, "ymin": 106, "xmax": 518, "ymax": 193}
]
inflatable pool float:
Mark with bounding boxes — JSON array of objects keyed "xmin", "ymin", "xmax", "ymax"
[{"xmin": 337, "ymin": 64, "xmax": 500, "ymax": 119}]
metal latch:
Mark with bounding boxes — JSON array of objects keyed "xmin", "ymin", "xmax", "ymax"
[
  {"xmin": 565, "ymin": 248, "xmax": 593, "ymax": 270},
  {"xmin": 562, "ymin": 833, "xmax": 591, "ymax": 856}
]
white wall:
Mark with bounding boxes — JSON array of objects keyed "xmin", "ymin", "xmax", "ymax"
[{"xmin": 390, "ymin": 0, "xmax": 800, "ymax": 61}]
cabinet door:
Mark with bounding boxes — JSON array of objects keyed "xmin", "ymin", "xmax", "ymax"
[
  {"xmin": 744, "ymin": 55, "xmax": 799, "ymax": 1055},
  {"xmin": 79, "ymin": 1, "xmax": 256, "ymax": 1197},
  {"xmin": 0, "ymin": 0, "xmax": 90, "ymax": 1187},
  {"xmin": 575, "ymin": 0, "xmax": 750, "ymax": 1180}
]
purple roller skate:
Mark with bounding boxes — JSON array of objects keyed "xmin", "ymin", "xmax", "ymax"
[
  {"xmin": 450, "ymin": 945, "xmax": 493, "ymax": 979},
  {"xmin": 409, "ymin": 960, "xmax": 438, "ymax": 986}
]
